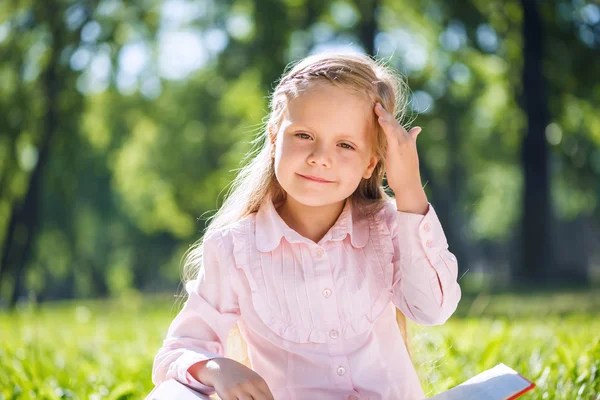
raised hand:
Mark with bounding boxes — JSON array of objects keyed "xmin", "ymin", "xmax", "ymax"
[
  {"xmin": 374, "ymin": 102, "xmax": 428, "ymax": 215},
  {"xmin": 374, "ymin": 102, "xmax": 423, "ymax": 193}
]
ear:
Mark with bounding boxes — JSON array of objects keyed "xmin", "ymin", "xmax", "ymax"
[
  {"xmin": 362, "ymin": 154, "xmax": 379, "ymax": 179},
  {"xmin": 269, "ymin": 126, "xmax": 278, "ymax": 144}
]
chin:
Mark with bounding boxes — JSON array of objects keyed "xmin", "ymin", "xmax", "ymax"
[
  {"xmin": 283, "ymin": 186, "xmax": 351, "ymax": 208},
  {"xmin": 289, "ymin": 194, "xmax": 339, "ymax": 207}
]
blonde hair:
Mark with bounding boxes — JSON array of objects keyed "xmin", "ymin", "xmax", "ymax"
[{"xmin": 180, "ymin": 52, "xmax": 413, "ymax": 368}]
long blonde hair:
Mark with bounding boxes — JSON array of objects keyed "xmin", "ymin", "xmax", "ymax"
[{"xmin": 180, "ymin": 52, "xmax": 413, "ymax": 367}]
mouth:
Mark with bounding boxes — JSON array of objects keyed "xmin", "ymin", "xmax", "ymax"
[{"xmin": 297, "ymin": 173, "xmax": 334, "ymax": 183}]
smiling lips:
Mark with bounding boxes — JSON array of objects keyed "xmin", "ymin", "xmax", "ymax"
[{"xmin": 297, "ymin": 173, "xmax": 334, "ymax": 183}]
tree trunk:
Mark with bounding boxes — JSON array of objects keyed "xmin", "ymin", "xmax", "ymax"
[
  {"xmin": 445, "ymin": 102, "xmax": 471, "ymax": 277},
  {"xmin": 516, "ymin": 0, "xmax": 553, "ymax": 283},
  {"xmin": 8, "ymin": 1, "xmax": 61, "ymax": 308},
  {"xmin": 0, "ymin": 9, "xmax": 29, "ymax": 300},
  {"xmin": 356, "ymin": 0, "xmax": 378, "ymax": 56}
]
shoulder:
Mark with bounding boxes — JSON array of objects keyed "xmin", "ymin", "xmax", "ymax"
[
  {"xmin": 357, "ymin": 198, "xmax": 397, "ymax": 228},
  {"xmin": 381, "ymin": 198, "xmax": 399, "ymax": 221},
  {"xmin": 203, "ymin": 214, "xmax": 257, "ymax": 246},
  {"xmin": 200, "ymin": 214, "xmax": 258, "ymax": 268},
  {"xmin": 351, "ymin": 198, "xmax": 398, "ymax": 247},
  {"xmin": 351, "ymin": 198, "xmax": 396, "ymax": 260}
]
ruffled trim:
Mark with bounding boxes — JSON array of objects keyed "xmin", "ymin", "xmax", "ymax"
[
  {"xmin": 229, "ymin": 212, "xmax": 394, "ymax": 344},
  {"xmin": 230, "ymin": 217, "xmax": 326, "ymax": 343},
  {"xmin": 340, "ymin": 289, "xmax": 392, "ymax": 337}
]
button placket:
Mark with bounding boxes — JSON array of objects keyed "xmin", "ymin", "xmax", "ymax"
[
  {"xmin": 330, "ymin": 355, "xmax": 353, "ymax": 389},
  {"xmin": 320, "ymin": 248, "xmax": 332, "ymax": 299},
  {"xmin": 313, "ymin": 245, "xmax": 343, "ymax": 344}
]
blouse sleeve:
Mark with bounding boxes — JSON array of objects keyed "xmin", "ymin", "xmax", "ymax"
[
  {"xmin": 388, "ymin": 202, "xmax": 462, "ymax": 326},
  {"xmin": 151, "ymin": 230, "xmax": 240, "ymax": 394}
]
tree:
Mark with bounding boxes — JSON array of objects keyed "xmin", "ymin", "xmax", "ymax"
[
  {"xmin": 0, "ymin": 0, "xmax": 92, "ymax": 307},
  {"xmin": 516, "ymin": 0, "xmax": 552, "ymax": 283}
]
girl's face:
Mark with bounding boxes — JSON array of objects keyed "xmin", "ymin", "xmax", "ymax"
[{"xmin": 272, "ymin": 83, "xmax": 379, "ymax": 207}]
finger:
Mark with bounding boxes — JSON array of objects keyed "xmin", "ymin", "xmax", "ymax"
[
  {"xmin": 408, "ymin": 126, "xmax": 422, "ymax": 140},
  {"xmin": 250, "ymin": 383, "xmax": 274, "ymax": 400},
  {"xmin": 374, "ymin": 103, "xmax": 395, "ymax": 125},
  {"xmin": 379, "ymin": 117, "xmax": 416, "ymax": 147},
  {"xmin": 243, "ymin": 388, "xmax": 265, "ymax": 400},
  {"xmin": 375, "ymin": 104, "xmax": 398, "ymax": 141},
  {"xmin": 377, "ymin": 116, "xmax": 399, "ymax": 147},
  {"xmin": 256, "ymin": 386, "xmax": 276, "ymax": 400},
  {"xmin": 375, "ymin": 103, "xmax": 413, "ymax": 139},
  {"xmin": 373, "ymin": 102, "xmax": 387, "ymax": 116}
]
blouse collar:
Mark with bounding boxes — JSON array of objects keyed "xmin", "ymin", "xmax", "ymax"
[{"xmin": 255, "ymin": 195, "xmax": 370, "ymax": 252}]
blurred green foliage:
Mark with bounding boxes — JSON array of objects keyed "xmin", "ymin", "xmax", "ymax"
[{"xmin": 0, "ymin": 0, "xmax": 599, "ymax": 302}]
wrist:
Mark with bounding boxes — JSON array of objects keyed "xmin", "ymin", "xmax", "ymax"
[{"xmin": 394, "ymin": 186, "xmax": 429, "ymax": 215}]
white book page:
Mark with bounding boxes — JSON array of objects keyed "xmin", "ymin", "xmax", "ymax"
[
  {"xmin": 145, "ymin": 379, "xmax": 213, "ymax": 400},
  {"xmin": 427, "ymin": 364, "xmax": 533, "ymax": 400}
]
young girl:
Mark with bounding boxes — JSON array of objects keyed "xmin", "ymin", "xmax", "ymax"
[{"xmin": 152, "ymin": 52, "xmax": 461, "ymax": 400}]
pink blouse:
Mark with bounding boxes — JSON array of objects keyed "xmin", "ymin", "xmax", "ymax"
[{"xmin": 152, "ymin": 197, "xmax": 461, "ymax": 400}]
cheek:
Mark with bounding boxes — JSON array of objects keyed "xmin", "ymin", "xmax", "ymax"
[
  {"xmin": 337, "ymin": 153, "xmax": 365, "ymax": 176},
  {"xmin": 278, "ymin": 137, "xmax": 307, "ymax": 162},
  {"xmin": 341, "ymin": 152, "xmax": 374, "ymax": 179},
  {"xmin": 339, "ymin": 150, "xmax": 368, "ymax": 168},
  {"xmin": 274, "ymin": 137, "xmax": 302, "ymax": 175}
]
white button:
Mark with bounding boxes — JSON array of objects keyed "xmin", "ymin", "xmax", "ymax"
[
  {"xmin": 322, "ymin": 288, "xmax": 332, "ymax": 298},
  {"xmin": 423, "ymin": 223, "xmax": 430, "ymax": 232},
  {"xmin": 426, "ymin": 240, "xmax": 433, "ymax": 248},
  {"xmin": 329, "ymin": 330, "xmax": 339, "ymax": 339},
  {"xmin": 316, "ymin": 248, "xmax": 324, "ymax": 257},
  {"xmin": 337, "ymin": 366, "xmax": 346, "ymax": 376}
]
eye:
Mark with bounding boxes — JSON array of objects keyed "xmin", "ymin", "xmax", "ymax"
[
  {"xmin": 339, "ymin": 142, "xmax": 355, "ymax": 150},
  {"xmin": 295, "ymin": 133, "xmax": 312, "ymax": 140}
]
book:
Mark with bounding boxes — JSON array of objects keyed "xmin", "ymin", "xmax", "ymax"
[
  {"xmin": 427, "ymin": 363, "xmax": 536, "ymax": 400},
  {"xmin": 145, "ymin": 379, "xmax": 213, "ymax": 400},
  {"xmin": 147, "ymin": 363, "xmax": 535, "ymax": 400}
]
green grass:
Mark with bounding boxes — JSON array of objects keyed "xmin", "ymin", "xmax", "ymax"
[{"xmin": 1, "ymin": 288, "xmax": 599, "ymax": 399}]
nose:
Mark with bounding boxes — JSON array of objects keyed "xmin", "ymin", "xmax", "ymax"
[{"xmin": 307, "ymin": 144, "xmax": 332, "ymax": 168}]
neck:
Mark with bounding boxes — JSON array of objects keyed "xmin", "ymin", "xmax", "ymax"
[{"xmin": 276, "ymin": 196, "xmax": 346, "ymax": 244}]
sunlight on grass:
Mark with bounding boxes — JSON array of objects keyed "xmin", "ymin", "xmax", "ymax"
[{"xmin": 1, "ymin": 289, "xmax": 598, "ymax": 399}]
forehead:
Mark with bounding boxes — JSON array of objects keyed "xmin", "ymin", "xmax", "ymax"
[{"xmin": 282, "ymin": 84, "xmax": 375, "ymax": 141}]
